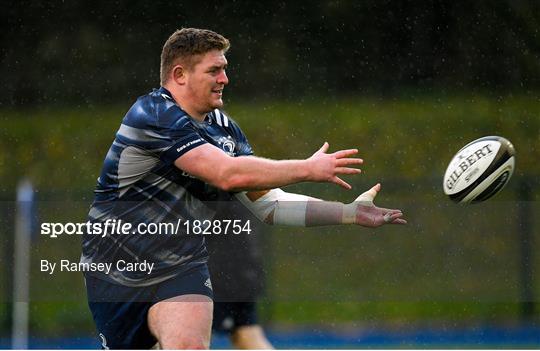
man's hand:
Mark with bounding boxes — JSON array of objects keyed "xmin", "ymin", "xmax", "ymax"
[
  {"xmin": 343, "ymin": 183, "xmax": 407, "ymax": 227},
  {"xmin": 307, "ymin": 142, "xmax": 363, "ymax": 189}
]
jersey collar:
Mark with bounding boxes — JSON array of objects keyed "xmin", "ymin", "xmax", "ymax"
[{"xmin": 157, "ymin": 86, "xmax": 175, "ymax": 102}]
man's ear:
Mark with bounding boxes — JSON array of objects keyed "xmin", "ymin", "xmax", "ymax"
[{"xmin": 172, "ymin": 64, "xmax": 187, "ymax": 85}]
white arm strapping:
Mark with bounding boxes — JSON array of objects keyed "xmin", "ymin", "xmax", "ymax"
[{"xmin": 234, "ymin": 189, "xmax": 312, "ymax": 226}]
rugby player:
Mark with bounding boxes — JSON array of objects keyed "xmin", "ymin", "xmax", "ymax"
[{"xmin": 81, "ymin": 28, "xmax": 406, "ymax": 349}]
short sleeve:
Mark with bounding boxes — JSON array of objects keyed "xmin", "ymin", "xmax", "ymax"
[
  {"xmin": 158, "ymin": 115, "xmax": 207, "ymax": 164},
  {"xmin": 118, "ymin": 98, "xmax": 208, "ymax": 165}
]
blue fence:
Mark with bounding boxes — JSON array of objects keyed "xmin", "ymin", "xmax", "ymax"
[{"xmin": 1, "ymin": 325, "xmax": 540, "ymax": 349}]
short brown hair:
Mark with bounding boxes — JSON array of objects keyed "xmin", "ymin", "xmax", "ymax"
[{"xmin": 160, "ymin": 28, "xmax": 230, "ymax": 85}]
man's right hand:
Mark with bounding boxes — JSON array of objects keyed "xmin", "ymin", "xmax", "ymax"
[{"xmin": 306, "ymin": 142, "xmax": 363, "ymax": 189}]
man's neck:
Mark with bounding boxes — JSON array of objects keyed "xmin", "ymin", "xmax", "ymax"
[{"xmin": 163, "ymin": 85, "xmax": 206, "ymax": 122}]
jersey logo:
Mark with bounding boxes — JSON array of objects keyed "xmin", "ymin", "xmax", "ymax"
[
  {"xmin": 181, "ymin": 171, "xmax": 196, "ymax": 179},
  {"xmin": 218, "ymin": 136, "xmax": 236, "ymax": 156},
  {"xmin": 204, "ymin": 278, "xmax": 213, "ymax": 290},
  {"xmin": 99, "ymin": 333, "xmax": 109, "ymax": 350},
  {"xmin": 222, "ymin": 139, "xmax": 235, "ymax": 156}
]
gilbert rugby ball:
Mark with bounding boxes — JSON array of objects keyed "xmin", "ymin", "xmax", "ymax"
[{"xmin": 443, "ymin": 136, "xmax": 515, "ymax": 203}]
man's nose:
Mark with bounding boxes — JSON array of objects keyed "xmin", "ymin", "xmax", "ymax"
[{"xmin": 217, "ymin": 70, "xmax": 228, "ymax": 85}]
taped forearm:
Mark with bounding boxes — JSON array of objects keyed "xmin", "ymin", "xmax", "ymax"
[
  {"xmin": 305, "ymin": 201, "xmax": 355, "ymax": 226},
  {"xmin": 235, "ymin": 189, "xmax": 354, "ymax": 227},
  {"xmin": 235, "ymin": 189, "xmax": 312, "ymax": 225}
]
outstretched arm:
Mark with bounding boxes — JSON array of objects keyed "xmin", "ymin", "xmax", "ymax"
[
  {"xmin": 236, "ymin": 183, "xmax": 406, "ymax": 228},
  {"xmin": 174, "ymin": 142, "xmax": 362, "ymax": 191}
]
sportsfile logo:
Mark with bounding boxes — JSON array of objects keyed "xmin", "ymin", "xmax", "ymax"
[
  {"xmin": 40, "ymin": 219, "xmax": 253, "ymax": 238},
  {"xmin": 445, "ymin": 144, "xmax": 494, "ymax": 190}
]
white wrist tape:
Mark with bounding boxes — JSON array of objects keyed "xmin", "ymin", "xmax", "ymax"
[
  {"xmin": 342, "ymin": 185, "xmax": 378, "ymax": 224},
  {"xmin": 234, "ymin": 189, "xmax": 311, "ymax": 226},
  {"xmin": 342, "ymin": 203, "xmax": 357, "ymax": 224}
]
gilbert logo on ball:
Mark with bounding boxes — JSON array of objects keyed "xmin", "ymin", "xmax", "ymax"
[{"xmin": 443, "ymin": 136, "xmax": 515, "ymax": 203}]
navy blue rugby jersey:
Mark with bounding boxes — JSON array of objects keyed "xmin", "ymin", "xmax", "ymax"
[{"xmin": 81, "ymin": 87, "xmax": 253, "ymax": 287}]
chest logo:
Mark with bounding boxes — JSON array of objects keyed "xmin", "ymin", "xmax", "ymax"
[{"xmin": 220, "ymin": 137, "xmax": 236, "ymax": 156}]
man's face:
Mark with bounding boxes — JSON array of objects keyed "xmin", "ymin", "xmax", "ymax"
[{"xmin": 185, "ymin": 50, "xmax": 229, "ymax": 114}]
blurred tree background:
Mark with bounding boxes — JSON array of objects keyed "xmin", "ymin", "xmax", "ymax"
[
  {"xmin": 1, "ymin": 0, "xmax": 540, "ymax": 346},
  {"xmin": 2, "ymin": 0, "xmax": 540, "ymax": 106}
]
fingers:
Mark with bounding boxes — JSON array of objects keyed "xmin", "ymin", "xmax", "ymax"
[
  {"xmin": 391, "ymin": 218, "xmax": 407, "ymax": 224},
  {"xmin": 332, "ymin": 176, "xmax": 352, "ymax": 190},
  {"xmin": 335, "ymin": 167, "xmax": 361, "ymax": 175},
  {"xmin": 379, "ymin": 207, "xmax": 402, "ymax": 214},
  {"xmin": 336, "ymin": 158, "xmax": 363, "ymax": 166},
  {"xmin": 333, "ymin": 149, "xmax": 358, "ymax": 159},
  {"xmin": 383, "ymin": 212, "xmax": 393, "ymax": 223},
  {"xmin": 384, "ymin": 211, "xmax": 407, "ymax": 225},
  {"xmin": 318, "ymin": 142, "xmax": 329, "ymax": 154},
  {"xmin": 383, "ymin": 211, "xmax": 401, "ymax": 222},
  {"xmin": 315, "ymin": 144, "xmax": 360, "ymax": 160}
]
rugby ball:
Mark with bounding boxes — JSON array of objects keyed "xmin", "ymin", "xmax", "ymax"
[{"xmin": 443, "ymin": 136, "xmax": 515, "ymax": 203}]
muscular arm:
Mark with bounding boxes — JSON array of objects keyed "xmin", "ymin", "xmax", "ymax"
[{"xmin": 174, "ymin": 142, "xmax": 362, "ymax": 192}]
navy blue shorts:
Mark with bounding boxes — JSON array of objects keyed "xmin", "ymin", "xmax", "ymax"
[
  {"xmin": 212, "ymin": 301, "xmax": 258, "ymax": 334},
  {"xmin": 85, "ymin": 265, "xmax": 213, "ymax": 349}
]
